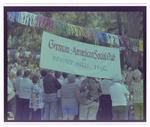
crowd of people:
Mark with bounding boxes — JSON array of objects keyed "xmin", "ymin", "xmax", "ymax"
[{"xmin": 7, "ymin": 62, "xmax": 144, "ymax": 121}]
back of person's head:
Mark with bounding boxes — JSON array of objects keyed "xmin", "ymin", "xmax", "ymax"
[
  {"xmin": 112, "ymin": 74, "xmax": 122, "ymax": 83},
  {"xmin": 133, "ymin": 69, "xmax": 141, "ymax": 79},
  {"xmin": 32, "ymin": 74, "xmax": 40, "ymax": 83},
  {"xmin": 24, "ymin": 70, "xmax": 31, "ymax": 78},
  {"xmin": 67, "ymin": 74, "xmax": 76, "ymax": 83},
  {"xmin": 16, "ymin": 70, "xmax": 22, "ymax": 76},
  {"xmin": 55, "ymin": 71, "xmax": 62, "ymax": 78},
  {"xmin": 76, "ymin": 75, "xmax": 81, "ymax": 79},
  {"xmin": 14, "ymin": 63, "xmax": 18, "ymax": 67},
  {"xmin": 47, "ymin": 69, "xmax": 54, "ymax": 74},
  {"xmin": 40, "ymin": 69, "xmax": 47, "ymax": 77},
  {"xmin": 62, "ymin": 72, "xmax": 68, "ymax": 79},
  {"xmin": 76, "ymin": 75, "xmax": 80, "ymax": 77},
  {"xmin": 87, "ymin": 76, "xmax": 95, "ymax": 79},
  {"xmin": 128, "ymin": 67, "xmax": 132, "ymax": 72}
]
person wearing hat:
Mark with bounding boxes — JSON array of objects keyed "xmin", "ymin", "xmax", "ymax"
[
  {"xmin": 130, "ymin": 69, "xmax": 143, "ymax": 120},
  {"xmin": 109, "ymin": 74, "xmax": 130, "ymax": 120}
]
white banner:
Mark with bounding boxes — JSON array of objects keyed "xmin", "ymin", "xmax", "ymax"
[{"xmin": 40, "ymin": 31, "xmax": 121, "ymax": 78}]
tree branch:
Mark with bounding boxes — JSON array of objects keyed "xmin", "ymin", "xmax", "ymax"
[
  {"xmin": 107, "ymin": 26, "xmax": 118, "ymax": 33},
  {"xmin": 139, "ymin": 20, "xmax": 143, "ymax": 25},
  {"xmin": 139, "ymin": 28, "xmax": 143, "ymax": 39}
]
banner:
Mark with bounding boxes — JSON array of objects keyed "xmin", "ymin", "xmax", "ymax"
[{"xmin": 40, "ymin": 31, "xmax": 121, "ymax": 78}]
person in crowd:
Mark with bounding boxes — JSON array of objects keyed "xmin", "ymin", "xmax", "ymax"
[
  {"xmin": 62, "ymin": 72, "xmax": 68, "ymax": 83},
  {"xmin": 8, "ymin": 63, "xmax": 13, "ymax": 72},
  {"xmin": 7, "ymin": 70, "xmax": 14, "ymax": 91},
  {"xmin": 7, "ymin": 85, "xmax": 16, "ymax": 121},
  {"xmin": 138, "ymin": 66, "xmax": 143, "ymax": 80},
  {"xmin": 7, "ymin": 69, "xmax": 14, "ymax": 112},
  {"xmin": 7, "ymin": 86, "xmax": 15, "ymax": 102},
  {"xmin": 130, "ymin": 69, "xmax": 143, "ymax": 120},
  {"xmin": 123, "ymin": 65, "xmax": 128, "ymax": 77},
  {"xmin": 99, "ymin": 78, "xmax": 113, "ymax": 120},
  {"xmin": 74, "ymin": 75, "xmax": 84, "ymax": 120},
  {"xmin": 60, "ymin": 74, "xmax": 81, "ymax": 120},
  {"xmin": 21, "ymin": 66, "xmax": 24, "ymax": 74},
  {"xmin": 33, "ymin": 68, "xmax": 40, "ymax": 75},
  {"xmin": 109, "ymin": 74, "xmax": 130, "ymax": 120},
  {"xmin": 13, "ymin": 63, "xmax": 18, "ymax": 73},
  {"xmin": 29, "ymin": 74, "xmax": 45, "ymax": 120},
  {"xmin": 7, "ymin": 72, "xmax": 16, "ymax": 114},
  {"xmin": 33, "ymin": 63, "xmax": 38, "ymax": 70},
  {"xmin": 79, "ymin": 77, "xmax": 102, "ymax": 120},
  {"xmin": 9, "ymin": 70, "xmax": 16, "ymax": 119},
  {"xmin": 16, "ymin": 62, "xmax": 22, "ymax": 71},
  {"xmin": 9, "ymin": 70, "xmax": 16, "ymax": 91},
  {"xmin": 125, "ymin": 67, "xmax": 133, "ymax": 88},
  {"xmin": 130, "ymin": 106, "xmax": 135, "ymax": 120},
  {"xmin": 15, "ymin": 70, "xmax": 23, "ymax": 120},
  {"xmin": 43, "ymin": 69, "xmax": 61, "ymax": 120},
  {"xmin": 121, "ymin": 75, "xmax": 129, "ymax": 120},
  {"xmin": 55, "ymin": 71, "xmax": 64, "ymax": 120},
  {"xmin": 125, "ymin": 67, "xmax": 133, "ymax": 101},
  {"xmin": 75, "ymin": 75, "xmax": 82, "ymax": 90},
  {"xmin": 121, "ymin": 69, "xmax": 126, "ymax": 84},
  {"xmin": 19, "ymin": 70, "xmax": 32, "ymax": 120},
  {"xmin": 39, "ymin": 69, "xmax": 47, "ymax": 120}
]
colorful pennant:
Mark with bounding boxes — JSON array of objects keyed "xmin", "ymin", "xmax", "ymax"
[{"xmin": 7, "ymin": 11, "xmax": 143, "ymax": 52}]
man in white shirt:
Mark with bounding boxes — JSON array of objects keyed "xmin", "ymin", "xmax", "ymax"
[{"xmin": 109, "ymin": 74, "xmax": 130, "ymax": 120}]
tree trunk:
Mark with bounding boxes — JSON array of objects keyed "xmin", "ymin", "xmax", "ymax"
[
  {"xmin": 125, "ymin": 12, "xmax": 141, "ymax": 69},
  {"xmin": 117, "ymin": 12, "xmax": 122, "ymax": 36}
]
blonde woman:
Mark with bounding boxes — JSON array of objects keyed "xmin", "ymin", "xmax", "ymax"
[
  {"xmin": 130, "ymin": 69, "xmax": 143, "ymax": 120},
  {"xmin": 9, "ymin": 70, "xmax": 16, "ymax": 119}
]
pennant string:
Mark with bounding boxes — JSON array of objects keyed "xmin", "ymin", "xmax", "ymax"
[{"xmin": 7, "ymin": 11, "xmax": 143, "ymax": 52}]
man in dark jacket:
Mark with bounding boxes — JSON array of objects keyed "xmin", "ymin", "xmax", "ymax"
[{"xmin": 43, "ymin": 69, "xmax": 61, "ymax": 120}]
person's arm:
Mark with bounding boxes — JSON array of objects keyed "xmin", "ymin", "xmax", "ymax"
[
  {"xmin": 12, "ymin": 81, "xmax": 16, "ymax": 92},
  {"xmin": 7, "ymin": 89, "xmax": 15, "ymax": 101},
  {"xmin": 98, "ymin": 82, "xmax": 102, "ymax": 97},
  {"xmin": 75, "ymin": 85, "xmax": 82, "ymax": 103},
  {"xmin": 123, "ymin": 86, "xmax": 130, "ymax": 96},
  {"xmin": 32, "ymin": 93, "xmax": 37, "ymax": 111},
  {"xmin": 55, "ymin": 78, "xmax": 62, "ymax": 89}
]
